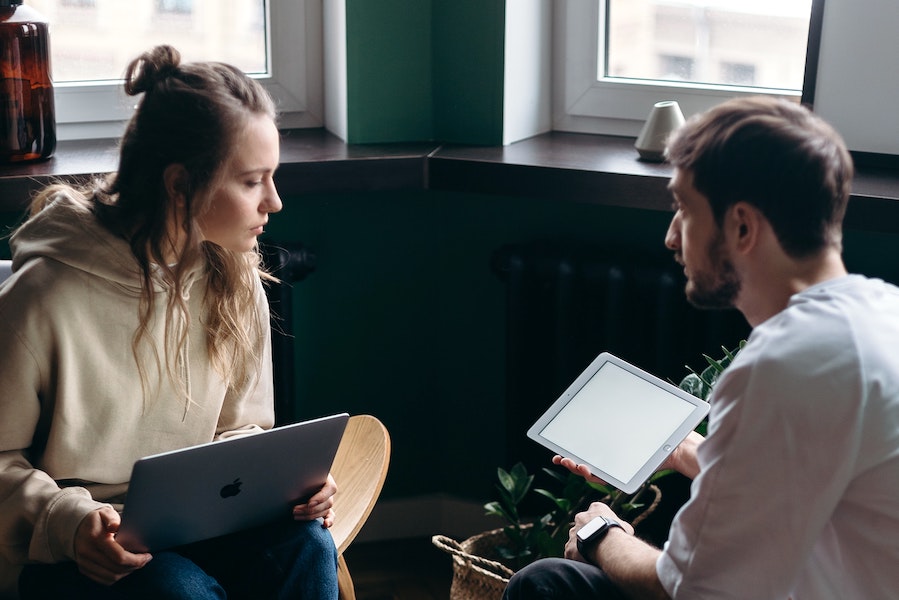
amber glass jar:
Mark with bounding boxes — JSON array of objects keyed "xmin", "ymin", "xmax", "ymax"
[{"xmin": 0, "ymin": 0, "xmax": 55, "ymax": 163}]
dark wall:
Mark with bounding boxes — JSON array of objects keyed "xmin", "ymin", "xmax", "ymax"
[
  {"xmin": 262, "ymin": 190, "xmax": 672, "ymax": 500},
  {"xmin": 4, "ymin": 191, "xmax": 899, "ymax": 504},
  {"xmin": 261, "ymin": 189, "xmax": 899, "ymax": 502}
]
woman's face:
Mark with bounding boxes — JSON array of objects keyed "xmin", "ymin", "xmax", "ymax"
[{"xmin": 196, "ymin": 114, "xmax": 282, "ymax": 253}]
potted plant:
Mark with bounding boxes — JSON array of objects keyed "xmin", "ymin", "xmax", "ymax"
[{"xmin": 433, "ymin": 343, "xmax": 745, "ymax": 599}]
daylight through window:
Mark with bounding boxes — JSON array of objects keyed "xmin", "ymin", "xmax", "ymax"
[
  {"xmin": 605, "ymin": 0, "xmax": 813, "ymax": 92},
  {"xmin": 26, "ymin": 0, "xmax": 267, "ymax": 83}
]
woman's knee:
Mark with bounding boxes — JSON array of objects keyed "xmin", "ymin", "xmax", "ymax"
[
  {"xmin": 270, "ymin": 519, "xmax": 337, "ymax": 559},
  {"xmin": 113, "ymin": 551, "xmax": 225, "ymax": 600}
]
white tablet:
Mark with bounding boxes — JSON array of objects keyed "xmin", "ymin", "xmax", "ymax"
[{"xmin": 527, "ymin": 352, "xmax": 710, "ymax": 494}]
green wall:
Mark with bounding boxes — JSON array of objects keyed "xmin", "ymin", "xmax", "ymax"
[
  {"xmin": 4, "ymin": 2, "xmax": 899, "ymax": 507},
  {"xmin": 261, "ymin": 189, "xmax": 899, "ymax": 502},
  {"xmin": 4, "ymin": 190, "xmax": 899, "ymax": 503},
  {"xmin": 263, "ymin": 191, "xmax": 675, "ymax": 500},
  {"xmin": 345, "ymin": 0, "xmax": 504, "ymax": 144}
]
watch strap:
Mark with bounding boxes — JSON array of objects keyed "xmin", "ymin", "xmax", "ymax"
[{"xmin": 576, "ymin": 516, "xmax": 623, "ymax": 565}]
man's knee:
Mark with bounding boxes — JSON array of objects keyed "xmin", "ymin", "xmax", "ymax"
[
  {"xmin": 504, "ymin": 558, "xmax": 572, "ymax": 599},
  {"xmin": 503, "ymin": 558, "xmax": 628, "ymax": 600}
]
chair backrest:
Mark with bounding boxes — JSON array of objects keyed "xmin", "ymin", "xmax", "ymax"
[{"xmin": 329, "ymin": 414, "xmax": 391, "ymax": 554}]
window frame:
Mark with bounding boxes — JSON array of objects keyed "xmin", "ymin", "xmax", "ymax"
[
  {"xmin": 552, "ymin": 1, "xmax": 808, "ymax": 137},
  {"xmin": 54, "ymin": 0, "xmax": 323, "ymax": 140}
]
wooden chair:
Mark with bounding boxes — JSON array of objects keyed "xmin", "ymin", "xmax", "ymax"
[{"xmin": 329, "ymin": 414, "xmax": 391, "ymax": 600}]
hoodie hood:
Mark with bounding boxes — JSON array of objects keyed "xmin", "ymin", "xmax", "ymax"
[{"xmin": 10, "ymin": 193, "xmax": 144, "ymax": 295}]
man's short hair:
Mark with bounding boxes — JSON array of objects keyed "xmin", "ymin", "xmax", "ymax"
[{"xmin": 665, "ymin": 96, "xmax": 853, "ymax": 258}]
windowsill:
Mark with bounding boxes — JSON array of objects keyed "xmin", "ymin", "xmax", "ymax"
[{"xmin": 2, "ymin": 129, "xmax": 898, "ymax": 233}]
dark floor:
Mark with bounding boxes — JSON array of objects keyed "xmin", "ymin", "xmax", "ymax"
[{"xmin": 344, "ymin": 537, "xmax": 454, "ymax": 600}]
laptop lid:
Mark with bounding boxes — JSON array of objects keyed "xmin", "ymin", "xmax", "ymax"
[
  {"xmin": 527, "ymin": 353, "xmax": 709, "ymax": 494},
  {"xmin": 116, "ymin": 412, "xmax": 349, "ymax": 553}
]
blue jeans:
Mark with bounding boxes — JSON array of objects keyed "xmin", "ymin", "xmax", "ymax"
[
  {"xmin": 503, "ymin": 558, "xmax": 629, "ymax": 600},
  {"xmin": 18, "ymin": 519, "xmax": 338, "ymax": 600}
]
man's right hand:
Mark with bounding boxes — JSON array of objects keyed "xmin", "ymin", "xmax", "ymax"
[
  {"xmin": 660, "ymin": 430, "xmax": 703, "ymax": 480},
  {"xmin": 74, "ymin": 506, "xmax": 152, "ymax": 586},
  {"xmin": 553, "ymin": 430, "xmax": 705, "ymax": 483}
]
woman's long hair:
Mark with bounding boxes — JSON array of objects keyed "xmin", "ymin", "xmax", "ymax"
[{"xmin": 30, "ymin": 45, "xmax": 278, "ymax": 406}]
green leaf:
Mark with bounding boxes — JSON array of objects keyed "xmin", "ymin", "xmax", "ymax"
[
  {"xmin": 679, "ymin": 372, "xmax": 710, "ymax": 400},
  {"xmin": 648, "ymin": 469, "xmax": 675, "ymax": 483},
  {"xmin": 586, "ymin": 480, "xmax": 615, "ymax": 496},
  {"xmin": 497, "ymin": 467, "xmax": 514, "ymax": 493},
  {"xmin": 702, "ymin": 353, "xmax": 727, "ymax": 373},
  {"xmin": 484, "ymin": 501, "xmax": 515, "ymax": 522},
  {"xmin": 541, "ymin": 467, "xmax": 567, "ymax": 485}
]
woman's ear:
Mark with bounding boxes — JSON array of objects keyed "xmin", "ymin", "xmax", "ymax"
[{"xmin": 162, "ymin": 164, "xmax": 190, "ymax": 207}]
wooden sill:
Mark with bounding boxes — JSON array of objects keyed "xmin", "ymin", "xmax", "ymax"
[{"xmin": 2, "ymin": 129, "xmax": 898, "ymax": 233}]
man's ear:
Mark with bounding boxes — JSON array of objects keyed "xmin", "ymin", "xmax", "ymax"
[
  {"xmin": 162, "ymin": 164, "xmax": 190, "ymax": 207},
  {"xmin": 727, "ymin": 202, "xmax": 762, "ymax": 254}
]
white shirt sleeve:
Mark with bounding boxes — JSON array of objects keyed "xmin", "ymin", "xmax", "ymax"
[{"xmin": 656, "ymin": 316, "xmax": 864, "ymax": 600}]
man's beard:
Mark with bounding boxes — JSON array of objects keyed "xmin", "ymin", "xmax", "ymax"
[{"xmin": 683, "ymin": 232, "xmax": 741, "ymax": 310}]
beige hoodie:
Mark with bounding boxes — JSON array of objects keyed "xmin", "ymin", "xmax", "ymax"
[{"xmin": 0, "ymin": 195, "xmax": 274, "ymax": 597}]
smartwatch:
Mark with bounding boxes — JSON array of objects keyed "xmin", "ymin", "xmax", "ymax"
[{"xmin": 576, "ymin": 515, "xmax": 623, "ymax": 565}]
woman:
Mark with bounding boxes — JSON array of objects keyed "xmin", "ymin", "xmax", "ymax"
[{"xmin": 0, "ymin": 46, "xmax": 339, "ymax": 599}]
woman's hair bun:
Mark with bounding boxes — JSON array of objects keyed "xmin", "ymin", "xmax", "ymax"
[{"xmin": 124, "ymin": 45, "xmax": 182, "ymax": 96}]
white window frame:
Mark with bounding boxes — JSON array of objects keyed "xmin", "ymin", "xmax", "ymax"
[
  {"xmin": 552, "ymin": 1, "xmax": 803, "ymax": 137},
  {"xmin": 55, "ymin": 0, "xmax": 323, "ymax": 140}
]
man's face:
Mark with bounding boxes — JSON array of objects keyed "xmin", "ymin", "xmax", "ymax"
[{"xmin": 665, "ymin": 169, "xmax": 741, "ymax": 309}]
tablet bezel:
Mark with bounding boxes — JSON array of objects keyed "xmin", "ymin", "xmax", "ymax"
[{"xmin": 526, "ymin": 352, "xmax": 710, "ymax": 494}]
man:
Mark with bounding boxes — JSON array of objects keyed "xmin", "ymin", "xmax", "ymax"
[{"xmin": 503, "ymin": 96, "xmax": 899, "ymax": 599}]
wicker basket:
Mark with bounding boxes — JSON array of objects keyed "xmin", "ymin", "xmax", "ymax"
[
  {"xmin": 432, "ymin": 529, "xmax": 515, "ymax": 600},
  {"xmin": 432, "ymin": 483, "xmax": 662, "ymax": 599}
]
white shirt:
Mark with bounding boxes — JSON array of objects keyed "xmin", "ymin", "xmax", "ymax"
[{"xmin": 657, "ymin": 275, "xmax": 899, "ymax": 599}]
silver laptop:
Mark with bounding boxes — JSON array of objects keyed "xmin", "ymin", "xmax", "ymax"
[{"xmin": 115, "ymin": 412, "xmax": 349, "ymax": 553}]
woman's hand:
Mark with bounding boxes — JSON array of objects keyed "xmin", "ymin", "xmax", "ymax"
[
  {"xmin": 74, "ymin": 506, "xmax": 152, "ymax": 586},
  {"xmin": 293, "ymin": 473, "xmax": 338, "ymax": 527}
]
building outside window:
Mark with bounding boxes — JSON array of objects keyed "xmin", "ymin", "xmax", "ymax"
[
  {"xmin": 24, "ymin": 0, "xmax": 320, "ymax": 139},
  {"xmin": 156, "ymin": 0, "xmax": 192, "ymax": 15},
  {"xmin": 555, "ymin": 0, "xmax": 814, "ymax": 135}
]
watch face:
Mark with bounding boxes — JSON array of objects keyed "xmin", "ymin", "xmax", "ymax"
[{"xmin": 577, "ymin": 516, "xmax": 610, "ymax": 542}]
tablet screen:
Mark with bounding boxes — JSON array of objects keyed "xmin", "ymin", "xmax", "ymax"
[{"xmin": 527, "ymin": 353, "xmax": 709, "ymax": 493}]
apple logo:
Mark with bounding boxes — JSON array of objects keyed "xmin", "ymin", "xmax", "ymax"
[{"xmin": 219, "ymin": 478, "xmax": 243, "ymax": 499}]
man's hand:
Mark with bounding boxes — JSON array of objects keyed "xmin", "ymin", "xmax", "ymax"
[
  {"xmin": 564, "ymin": 502, "xmax": 670, "ymax": 599},
  {"xmin": 553, "ymin": 429, "xmax": 705, "ymax": 483},
  {"xmin": 74, "ymin": 507, "xmax": 152, "ymax": 586},
  {"xmin": 564, "ymin": 502, "xmax": 635, "ymax": 563},
  {"xmin": 552, "ymin": 455, "xmax": 607, "ymax": 484},
  {"xmin": 293, "ymin": 473, "xmax": 338, "ymax": 527},
  {"xmin": 659, "ymin": 430, "xmax": 703, "ymax": 479}
]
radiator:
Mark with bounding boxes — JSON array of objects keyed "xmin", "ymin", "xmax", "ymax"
[
  {"xmin": 491, "ymin": 241, "xmax": 750, "ymax": 470},
  {"xmin": 261, "ymin": 242, "xmax": 316, "ymax": 426}
]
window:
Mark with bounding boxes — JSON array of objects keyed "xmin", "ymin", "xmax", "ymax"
[
  {"xmin": 721, "ymin": 63, "xmax": 756, "ymax": 87},
  {"xmin": 25, "ymin": 0, "xmax": 322, "ymax": 140},
  {"xmin": 156, "ymin": 0, "xmax": 192, "ymax": 15},
  {"xmin": 659, "ymin": 55, "xmax": 694, "ymax": 82},
  {"xmin": 554, "ymin": 0, "xmax": 814, "ymax": 136}
]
